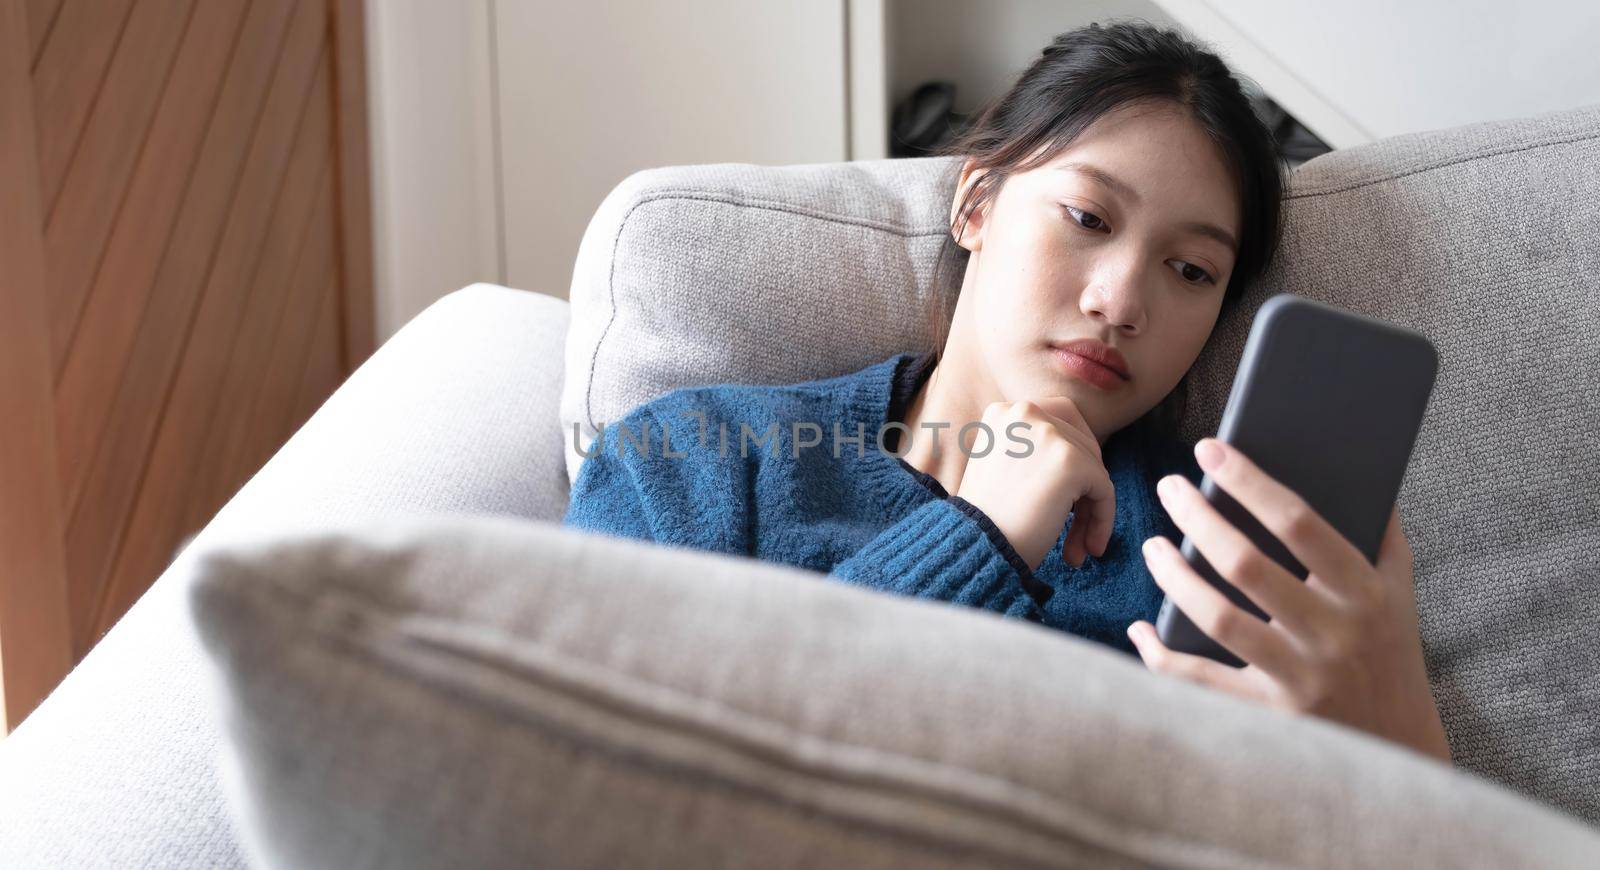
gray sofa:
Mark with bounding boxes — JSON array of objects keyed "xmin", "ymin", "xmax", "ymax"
[{"xmin": 2, "ymin": 101, "xmax": 1597, "ymax": 867}]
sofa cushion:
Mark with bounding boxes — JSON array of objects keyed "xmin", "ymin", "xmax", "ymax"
[
  {"xmin": 558, "ymin": 157, "xmax": 965, "ymax": 486},
  {"xmin": 1179, "ymin": 103, "xmax": 1600, "ymax": 823},
  {"xmin": 189, "ymin": 515, "xmax": 1600, "ymax": 869},
  {"xmin": 560, "ymin": 104, "xmax": 1600, "ymax": 823}
]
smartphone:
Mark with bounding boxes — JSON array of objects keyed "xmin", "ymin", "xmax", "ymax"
[{"xmin": 1154, "ymin": 293, "xmax": 1439, "ymax": 667}]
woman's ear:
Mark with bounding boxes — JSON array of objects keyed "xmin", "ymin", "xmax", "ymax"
[{"xmin": 949, "ymin": 158, "xmax": 989, "ymax": 253}]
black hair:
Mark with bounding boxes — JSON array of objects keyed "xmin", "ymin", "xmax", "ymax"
[{"xmin": 925, "ymin": 19, "xmax": 1286, "ymax": 450}]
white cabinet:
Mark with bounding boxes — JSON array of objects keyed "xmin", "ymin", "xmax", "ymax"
[
  {"xmin": 494, "ymin": 1, "xmax": 851, "ymax": 302},
  {"xmin": 367, "ymin": 0, "xmax": 850, "ymax": 338}
]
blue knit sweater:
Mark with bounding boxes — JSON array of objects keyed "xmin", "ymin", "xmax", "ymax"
[{"xmin": 562, "ymin": 351, "xmax": 1204, "ymax": 656}]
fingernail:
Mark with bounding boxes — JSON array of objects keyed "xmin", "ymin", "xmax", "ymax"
[
  {"xmin": 1157, "ymin": 475, "xmax": 1177, "ymax": 499},
  {"xmin": 1195, "ymin": 438, "xmax": 1224, "ymax": 472},
  {"xmin": 1142, "ymin": 537, "xmax": 1159, "ymax": 558}
]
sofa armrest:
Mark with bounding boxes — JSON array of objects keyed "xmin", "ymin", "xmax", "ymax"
[
  {"xmin": 215, "ymin": 282, "xmax": 572, "ymax": 532},
  {"xmin": 0, "ymin": 283, "xmax": 570, "ymax": 868}
]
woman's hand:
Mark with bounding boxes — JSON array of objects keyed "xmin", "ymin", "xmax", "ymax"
[
  {"xmin": 1126, "ymin": 437, "xmax": 1453, "ymax": 765},
  {"xmin": 953, "ymin": 397, "xmax": 1115, "ymax": 572}
]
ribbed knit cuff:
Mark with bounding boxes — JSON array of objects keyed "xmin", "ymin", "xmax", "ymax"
[
  {"xmin": 830, "ymin": 498, "xmax": 1048, "ymax": 623},
  {"xmin": 947, "ymin": 496, "xmax": 1056, "ymax": 609}
]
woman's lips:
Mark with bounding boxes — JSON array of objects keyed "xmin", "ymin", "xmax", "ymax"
[{"xmin": 1049, "ymin": 347, "xmax": 1127, "ymax": 390}]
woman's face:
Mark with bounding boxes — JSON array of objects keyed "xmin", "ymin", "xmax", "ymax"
[{"xmin": 947, "ymin": 99, "xmax": 1242, "ymax": 444}]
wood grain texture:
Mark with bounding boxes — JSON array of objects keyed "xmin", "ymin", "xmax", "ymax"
[
  {"xmin": 44, "ymin": 0, "xmax": 197, "ymax": 366},
  {"xmin": 290, "ymin": 272, "xmax": 346, "ymax": 433},
  {"xmin": 54, "ymin": 0, "xmax": 297, "ymax": 526},
  {"xmin": 1, "ymin": 0, "xmax": 372, "ymax": 705},
  {"xmin": 30, "ymin": 0, "xmax": 137, "ymax": 214},
  {"xmin": 190, "ymin": 157, "xmax": 332, "ymax": 525},
  {"xmin": 24, "ymin": 0, "xmax": 62, "ymax": 64},
  {"xmin": 242, "ymin": 183, "xmax": 339, "ymax": 481},
  {"xmin": 0, "ymin": 0, "xmax": 73, "ymax": 730},
  {"xmin": 102, "ymin": 54, "xmax": 334, "ymax": 636},
  {"xmin": 44, "ymin": 0, "xmax": 250, "ymax": 394},
  {"xmin": 64, "ymin": 0, "xmax": 329, "ymax": 654}
]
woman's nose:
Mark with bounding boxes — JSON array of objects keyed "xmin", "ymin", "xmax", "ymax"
[{"xmin": 1079, "ymin": 258, "xmax": 1148, "ymax": 334}]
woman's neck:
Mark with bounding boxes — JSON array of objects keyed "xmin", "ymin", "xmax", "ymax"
[{"xmin": 899, "ymin": 355, "xmax": 991, "ymax": 498}]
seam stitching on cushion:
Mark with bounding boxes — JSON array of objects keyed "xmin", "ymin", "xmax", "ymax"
[
  {"xmin": 583, "ymin": 189, "xmax": 949, "ymax": 431},
  {"xmin": 293, "ymin": 584, "xmax": 1286, "ymax": 870},
  {"xmin": 1285, "ymin": 129, "xmax": 1600, "ymax": 200},
  {"xmin": 626, "ymin": 188, "xmax": 953, "ymax": 236},
  {"xmin": 421, "ymin": 627, "xmax": 1270, "ymax": 869}
]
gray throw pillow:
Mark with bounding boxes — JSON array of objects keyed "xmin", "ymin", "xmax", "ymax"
[{"xmin": 189, "ymin": 515, "xmax": 1600, "ymax": 869}]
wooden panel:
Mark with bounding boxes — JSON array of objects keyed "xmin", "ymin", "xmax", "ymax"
[
  {"xmin": 243, "ymin": 209, "xmax": 339, "ymax": 479},
  {"xmin": 101, "ymin": 56, "xmax": 335, "ymax": 634},
  {"xmin": 0, "ymin": 0, "xmax": 72, "ymax": 730},
  {"xmin": 189, "ymin": 159, "xmax": 332, "ymax": 524},
  {"xmin": 63, "ymin": 0, "xmax": 328, "ymax": 654},
  {"xmin": 248, "ymin": 265, "xmax": 339, "ymax": 479},
  {"xmin": 30, "ymin": 0, "xmax": 137, "ymax": 212},
  {"xmin": 54, "ymin": 0, "xmax": 296, "ymax": 523},
  {"xmin": 24, "ymin": 0, "xmax": 62, "ymax": 64},
  {"xmin": 44, "ymin": 0, "xmax": 197, "ymax": 365},
  {"xmin": 0, "ymin": 0, "xmax": 372, "ymax": 712},
  {"xmin": 331, "ymin": 0, "xmax": 372, "ymax": 370},
  {"xmin": 51, "ymin": 0, "xmax": 274, "ymax": 524},
  {"xmin": 236, "ymin": 180, "xmax": 334, "ymax": 492},
  {"xmin": 290, "ymin": 274, "xmax": 346, "ymax": 434},
  {"xmin": 51, "ymin": 0, "xmax": 301, "ymax": 653}
]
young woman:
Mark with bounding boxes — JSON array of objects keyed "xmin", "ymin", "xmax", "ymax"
[{"xmin": 564, "ymin": 22, "xmax": 1452, "ymax": 764}]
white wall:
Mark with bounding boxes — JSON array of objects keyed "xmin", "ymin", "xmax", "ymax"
[
  {"xmin": 365, "ymin": 0, "xmax": 851, "ymax": 343},
  {"xmin": 1154, "ymin": 0, "xmax": 1600, "ymax": 146},
  {"xmin": 365, "ymin": 0, "xmax": 501, "ymax": 341},
  {"xmin": 492, "ymin": 1, "xmax": 849, "ymax": 300}
]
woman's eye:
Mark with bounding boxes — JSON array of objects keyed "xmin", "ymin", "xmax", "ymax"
[
  {"xmin": 1169, "ymin": 260, "xmax": 1215, "ymax": 285},
  {"xmin": 1063, "ymin": 205, "xmax": 1107, "ymax": 231},
  {"xmin": 1059, "ymin": 205, "xmax": 1212, "ymax": 284}
]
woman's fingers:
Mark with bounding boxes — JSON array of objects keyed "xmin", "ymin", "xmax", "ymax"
[
  {"xmin": 1061, "ymin": 493, "xmax": 1112, "ymax": 568},
  {"xmin": 1127, "ymin": 621, "xmax": 1268, "ymax": 700},
  {"xmin": 1140, "ymin": 534, "xmax": 1306, "ymax": 683},
  {"xmin": 1063, "ymin": 499, "xmax": 1088, "ymax": 567},
  {"xmin": 1057, "ymin": 458, "xmax": 1116, "ymax": 566},
  {"xmin": 1183, "ymin": 438, "xmax": 1372, "ymax": 603},
  {"xmin": 1082, "ymin": 462, "xmax": 1117, "ymax": 558},
  {"xmin": 1153, "ymin": 473, "xmax": 1327, "ymax": 643},
  {"xmin": 1376, "ymin": 504, "xmax": 1416, "ymax": 588},
  {"xmin": 1020, "ymin": 397, "xmax": 1114, "ymax": 567},
  {"xmin": 1029, "ymin": 396, "xmax": 1102, "ymax": 461}
]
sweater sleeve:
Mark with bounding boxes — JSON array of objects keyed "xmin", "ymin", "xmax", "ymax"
[
  {"xmin": 829, "ymin": 496, "xmax": 1054, "ymax": 623},
  {"xmin": 561, "ymin": 400, "xmax": 747, "ymax": 553},
  {"xmin": 560, "ymin": 425, "xmax": 656, "ymax": 545}
]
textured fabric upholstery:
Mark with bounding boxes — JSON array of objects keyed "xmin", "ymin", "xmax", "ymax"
[
  {"xmin": 561, "ymin": 104, "xmax": 1600, "ymax": 823},
  {"xmin": 190, "ymin": 515, "xmax": 1600, "ymax": 869},
  {"xmin": 1177, "ymin": 105, "xmax": 1600, "ymax": 821},
  {"xmin": 558, "ymin": 157, "xmax": 966, "ymax": 484}
]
